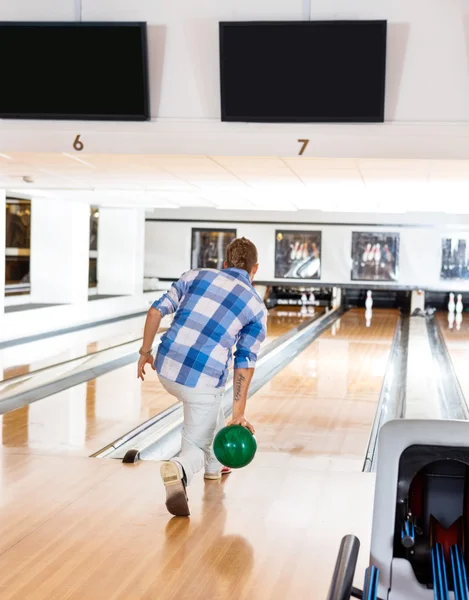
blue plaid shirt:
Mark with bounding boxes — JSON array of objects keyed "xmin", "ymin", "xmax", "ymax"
[{"xmin": 152, "ymin": 268, "xmax": 267, "ymax": 389}]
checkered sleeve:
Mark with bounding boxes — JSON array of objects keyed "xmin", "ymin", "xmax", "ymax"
[
  {"xmin": 151, "ymin": 271, "xmax": 194, "ymax": 317},
  {"xmin": 234, "ymin": 307, "xmax": 267, "ymax": 369}
]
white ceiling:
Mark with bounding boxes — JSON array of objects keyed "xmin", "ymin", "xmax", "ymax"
[{"xmin": 3, "ymin": 152, "xmax": 469, "ymax": 213}]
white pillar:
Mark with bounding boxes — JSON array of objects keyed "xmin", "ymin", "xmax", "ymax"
[
  {"xmin": 97, "ymin": 208, "xmax": 145, "ymax": 296},
  {"xmin": 30, "ymin": 197, "xmax": 89, "ymax": 305},
  {"xmin": 0, "ymin": 190, "xmax": 6, "ymax": 331}
]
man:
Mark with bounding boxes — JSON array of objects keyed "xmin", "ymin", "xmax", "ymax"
[{"xmin": 138, "ymin": 237, "xmax": 267, "ymax": 517}]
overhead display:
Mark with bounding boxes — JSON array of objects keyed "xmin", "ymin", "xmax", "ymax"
[
  {"xmin": 219, "ymin": 21, "xmax": 387, "ymax": 122},
  {"xmin": 0, "ymin": 22, "xmax": 150, "ymax": 121},
  {"xmin": 275, "ymin": 230, "xmax": 321, "ymax": 279},
  {"xmin": 351, "ymin": 232, "xmax": 399, "ymax": 282},
  {"xmin": 441, "ymin": 236, "xmax": 469, "ymax": 280},
  {"xmin": 191, "ymin": 229, "xmax": 237, "ymax": 270}
]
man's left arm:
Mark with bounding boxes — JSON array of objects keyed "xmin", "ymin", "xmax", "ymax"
[{"xmin": 230, "ymin": 308, "xmax": 267, "ymax": 430}]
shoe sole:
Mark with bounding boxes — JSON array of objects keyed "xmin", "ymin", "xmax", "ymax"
[
  {"xmin": 160, "ymin": 462, "xmax": 190, "ymax": 517},
  {"xmin": 204, "ymin": 469, "xmax": 232, "ymax": 481},
  {"xmin": 204, "ymin": 472, "xmax": 222, "ymax": 480}
]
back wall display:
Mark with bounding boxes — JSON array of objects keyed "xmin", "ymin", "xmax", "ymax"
[
  {"xmin": 191, "ymin": 228, "xmax": 236, "ymax": 270},
  {"xmin": 351, "ymin": 231, "xmax": 399, "ymax": 281},
  {"xmin": 441, "ymin": 235, "xmax": 469, "ymax": 280},
  {"xmin": 275, "ymin": 230, "xmax": 321, "ymax": 279}
]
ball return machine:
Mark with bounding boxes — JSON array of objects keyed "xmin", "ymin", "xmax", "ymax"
[{"xmin": 327, "ymin": 419, "xmax": 469, "ymax": 600}]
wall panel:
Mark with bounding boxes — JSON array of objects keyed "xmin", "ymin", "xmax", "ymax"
[{"xmin": 145, "ymin": 219, "xmax": 469, "ymax": 292}]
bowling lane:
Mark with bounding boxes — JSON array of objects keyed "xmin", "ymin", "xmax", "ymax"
[
  {"xmin": 0, "ymin": 307, "xmax": 314, "ymax": 457},
  {"xmin": 436, "ymin": 311, "xmax": 469, "ymax": 402},
  {"xmin": 0, "ymin": 314, "xmax": 148, "ymax": 381},
  {"xmin": 263, "ymin": 305, "xmax": 323, "ymax": 344},
  {"xmin": 247, "ymin": 308, "xmax": 399, "ymax": 471}
]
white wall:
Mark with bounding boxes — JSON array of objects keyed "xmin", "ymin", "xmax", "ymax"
[
  {"xmin": 145, "ymin": 218, "xmax": 469, "ymax": 292},
  {"xmin": 81, "ymin": 0, "xmax": 469, "ymax": 123},
  {"xmin": 97, "ymin": 208, "xmax": 145, "ymax": 296},
  {"xmin": 2, "ymin": 0, "xmax": 469, "ymax": 159},
  {"xmin": 0, "ymin": 0, "xmax": 75, "ymax": 20},
  {"xmin": 1, "ymin": 1, "xmax": 469, "ymax": 159},
  {"xmin": 1, "ymin": 0, "xmax": 468, "ymax": 121}
]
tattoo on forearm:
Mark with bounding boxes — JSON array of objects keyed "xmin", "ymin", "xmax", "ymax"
[{"xmin": 234, "ymin": 373, "xmax": 246, "ymax": 402}]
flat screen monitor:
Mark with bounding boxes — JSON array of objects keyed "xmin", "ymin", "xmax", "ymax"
[
  {"xmin": 219, "ymin": 21, "xmax": 387, "ymax": 123},
  {"xmin": 0, "ymin": 22, "xmax": 150, "ymax": 121}
]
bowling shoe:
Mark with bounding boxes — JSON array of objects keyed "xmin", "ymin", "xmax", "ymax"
[
  {"xmin": 160, "ymin": 460, "xmax": 190, "ymax": 517},
  {"xmin": 204, "ymin": 466, "xmax": 232, "ymax": 480}
]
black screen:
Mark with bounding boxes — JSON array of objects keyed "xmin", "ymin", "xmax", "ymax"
[
  {"xmin": 0, "ymin": 22, "xmax": 150, "ymax": 121},
  {"xmin": 219, "ymin": 21, "xmax": 387, "ymax": 123}
]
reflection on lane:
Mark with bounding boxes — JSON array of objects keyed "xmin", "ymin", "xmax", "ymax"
[
  {"xmin": 0, "ymin": 308, "xmax": 310, "ymax": 456},
  {"xmin": 246, "ymin": 308, "xmax": 399, "ymax": 471},
  {"xmin": 436, "ymin": 311, "xmax": 469, "ymax": 405},
  {"xmin": 264, "ymin": 306, "xmax": 322, "ymax": 345},
  {"xmin": 1, "ymin": 315, "xmax": 148, "ymax": 381}
]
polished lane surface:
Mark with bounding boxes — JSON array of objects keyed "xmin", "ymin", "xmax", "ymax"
[
  {"xmin": 248, "ymin": 308, "xmax": 399, "ymax": 471},
  {"xmin": 0, "ymin": 308, "xmax": 315, "ymax": 456},
  {"xmin": 0, "ymin": 314, "xmax": 148, "ymax": 381},
  {"xmin": 436, "ymin": 311, "xmax": 469, "ymax": 401}
]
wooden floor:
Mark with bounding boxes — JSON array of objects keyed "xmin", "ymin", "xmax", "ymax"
[
  {"xmin": 0, "ymin": 307, "xmax": 398, "ymax": 598},
  {"xmin": 0, "ymin": 452, "xmax": 375, "ymax": 600},
  {"xmin": 0, "ymin": 309, "xmax": 307, "ymax": 457}
]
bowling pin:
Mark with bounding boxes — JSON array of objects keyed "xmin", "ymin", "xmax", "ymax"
[
  {"xmin": 302, "ymin": 243, "xmax": 309, "ymax": 260},
  {"xmin": 362, "ymin": 243, "xmax": 371, "ymax": 264},
  {"xmin": 365, "ymin": 290, "xmax": 373, "ymax": 310},
  {"xmin": 456, "ymin": 312, "xmax": 463, "ymax": 331},
  {"xmin": 368, "ymin": 245, "xmax": 376, "ymax": 262},
  {"xmin": 374, "ymin": 243, "xmax": 381, "ymax": 264},
  {"xmin": 448, "ymin": 292, "xmax": 456, "ymax": 313},
  {"xmin": 449, "ymin": 310, "xmax": 455, "ymax": 329},
  {"xmin": 365, "ymin": 308, "xmax": 372, "ymax": 328},
  {"xmin": 290, "ymin": 243, "xmax": 298, "ymax": 261},
  {"xmin": 456, "ymin": 294, "xmax": 463, "ymax": 314},
  {"xmin": 296, "ymin": 243, "xmax": 304, "ymax": 260},
  {"xmin": 309, "ymin": 291, "xmax": 315, "ymax": 305}
]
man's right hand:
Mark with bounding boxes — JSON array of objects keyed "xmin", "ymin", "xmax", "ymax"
[
  {"xmin": 228, "ymin": 415, "xmax": 255, "ymax": 435},
  {"xmin": 137, "ymin": 354, "xmax": 155, "ymax": 381}
]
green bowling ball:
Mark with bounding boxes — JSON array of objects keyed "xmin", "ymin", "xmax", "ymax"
[{"xmin": 213, "ymin": 425, "xmax": 257, "ymax": 469}]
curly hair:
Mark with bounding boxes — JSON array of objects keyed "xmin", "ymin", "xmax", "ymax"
[{"xmin": 225, "ymin": 237, "xmax": 258, "ymax": 273}]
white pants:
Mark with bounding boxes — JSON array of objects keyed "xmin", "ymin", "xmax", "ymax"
[{"xmin": 158, "ymin": 375, "xmax": 226, "ymax": 485}]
